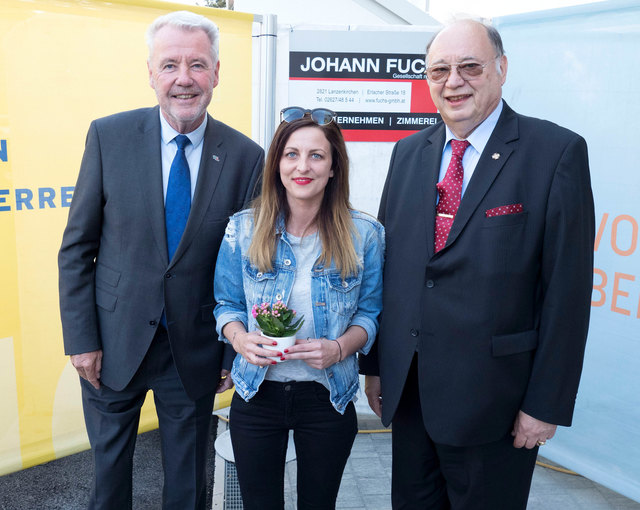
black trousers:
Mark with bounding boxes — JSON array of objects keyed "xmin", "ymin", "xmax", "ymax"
[
  {"xmin": 229, "ymin": 380, "xmax": 358, "ymax": 510},
  {"xmin": 391, "ymin": 358, "xmax": 539, "ymax": 510},
  {"xmin": 80, "ymin": 326, "xmax": 215, "ymax": 510}
]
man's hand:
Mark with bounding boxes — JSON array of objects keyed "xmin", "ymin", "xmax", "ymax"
[
  {"xmin": 512, "ymin": 410, "xmax": 557, "ymax": 449},
  {"xmin": 70, "ymin": 350, "xmax": 103, "ymax": 390},
  {"xmin": 365, "ymin": 375, "xmax": 382, "ymax": 418},
  {"xmin": 216, "ymin": 369, "xmax": 234, "ymax": 393}
]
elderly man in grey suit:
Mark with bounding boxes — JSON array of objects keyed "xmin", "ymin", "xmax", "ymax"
[{"xmin": 58, "ymin": 11, "xmax": 264, "ymax": 509}]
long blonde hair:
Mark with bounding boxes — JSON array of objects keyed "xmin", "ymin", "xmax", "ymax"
[{"xmin": 248, "ymin": 116, "xmax": 359, "ymax": 278}]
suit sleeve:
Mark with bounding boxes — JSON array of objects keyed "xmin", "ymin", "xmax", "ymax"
[
  {"xmin": 358, "ymin": 141, "xmax": 399, "ymax": 376},
  {"xmin": 58, "ymin": 121, "xmax": 104, "ymax": 355},
  {"xmin": 521, "ymin": 135, "xmax": 595, "ymax": 425},
  {"xmin": 243, "ymin": 147, "xmax": 264, "ymax": 207}
]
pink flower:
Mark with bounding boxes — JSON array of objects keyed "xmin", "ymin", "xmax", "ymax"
[{"xmin": 251, "ymin": 301, "xmax": 305, "ymax": 337}]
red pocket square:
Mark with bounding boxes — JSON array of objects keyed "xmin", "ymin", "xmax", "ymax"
[{"xmin": 485, "ymin": 203, "xmax": 524, "ymax": 217}]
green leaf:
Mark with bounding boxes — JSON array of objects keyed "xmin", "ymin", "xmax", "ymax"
[
  {"xmin": 282, "ymin": 320, "xmax": 304, "ymax": 336},
  {"xmin": 271, "ymin": 315, "xmax": 285, "ymax": 334}
]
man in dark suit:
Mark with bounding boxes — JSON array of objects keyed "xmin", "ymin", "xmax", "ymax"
[
  {"xmin": 58, "ymin": 11, "xmax": 263, "ymax": 509},
  {"xmin": 360, "ymin": 19, "xmax": 594, "ymax": 509}
]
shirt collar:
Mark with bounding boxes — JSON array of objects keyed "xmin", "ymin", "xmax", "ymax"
[
  {"xmin": 159, "ymin": 110, "xmax": 207, "ymax": 147},
  {"xmin": 443, "ymin": 99, "xmax": 503, "ymax": 153}
]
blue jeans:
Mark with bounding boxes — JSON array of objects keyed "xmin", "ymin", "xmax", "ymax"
[{"xmin": 229, "ymin": 381, "xmax": 358, "ymax": 509}]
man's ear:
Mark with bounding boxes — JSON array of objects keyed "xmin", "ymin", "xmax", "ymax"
[
  {"xmin": 499, "ymin": 55, "xmax": 508, "ymax": 85},
  {"xmin": 148, "ymin": 60, "xmax": 155, "ymax": 90},
  {"xmin": 212, "ymin": 60, "xmax": 221, "ymax": 89}
]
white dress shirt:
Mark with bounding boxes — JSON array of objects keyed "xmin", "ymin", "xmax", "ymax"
[
  {"xmin": 159, "ymin": 110, "xmax": 207, "ymax": 201},
  {"xmin": 438, "ymin": 100, "xmax": 503, "ymax": 198}
]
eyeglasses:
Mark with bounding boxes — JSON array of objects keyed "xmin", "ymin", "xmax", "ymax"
[
  {"xmin": 426, "ymin": 57, "xmax": 499, "ymax": 84},
  {"xmin": 280, "ymin": 107, "xmax": 336, "ymax": 126}
]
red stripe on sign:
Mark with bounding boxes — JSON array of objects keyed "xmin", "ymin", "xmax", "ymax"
[
  {"xmin": 343, "ymin": 129, "xmax": 422, "ymax": 142},
  {"xmin": 411, "ymin": 80, "xmax": 437, "ymax": 113}
]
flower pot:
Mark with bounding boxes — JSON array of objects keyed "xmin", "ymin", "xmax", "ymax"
[{"xmin": 261, "ymin": 332, "xmax": 296, "ymax": 363}]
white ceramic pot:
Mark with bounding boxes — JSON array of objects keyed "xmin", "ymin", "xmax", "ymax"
[{"xmin": 261, "ymin": 332, "xmax": 296, "ymax": 362}]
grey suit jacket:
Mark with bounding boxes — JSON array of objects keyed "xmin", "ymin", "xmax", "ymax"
[{"xmin": 59, "ymin": 106, "xmax": 264, "ymax": 400}]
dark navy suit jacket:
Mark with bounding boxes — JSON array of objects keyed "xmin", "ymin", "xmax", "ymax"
[{"xmin": 360, "ymin": 101, "xmax": 594, "ymax": 446}]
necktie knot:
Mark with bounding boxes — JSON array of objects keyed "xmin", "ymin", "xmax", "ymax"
[
  {"xmin": 174, "ymin": 134, "xmax": 190, "ymax": 151},
  {"xmin": 450, "ymin": 139, "xmax": 470, "ymax": 159}
]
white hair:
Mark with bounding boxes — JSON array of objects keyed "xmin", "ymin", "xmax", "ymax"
[{"xmin": 146, "ymin": 11, "xmax": 219, "ymax": 64}]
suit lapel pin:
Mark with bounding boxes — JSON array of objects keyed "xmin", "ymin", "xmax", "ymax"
[
  {"xmin": 492, "ymin": 153, "xmax": 500, "ymax": 160},
  {"xmin": 212, "ymin": 154, "xmax": 220, "ymax": 162}
]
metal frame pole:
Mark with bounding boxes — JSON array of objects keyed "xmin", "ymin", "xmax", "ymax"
[{"xmin": 255, "ymin": 13, "xmax": 277, "ymax": 150}]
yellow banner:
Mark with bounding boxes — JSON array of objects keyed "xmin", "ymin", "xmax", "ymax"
[{"xmin": 0, "ymin": 0, "xmax": 250, "ymax": 475}]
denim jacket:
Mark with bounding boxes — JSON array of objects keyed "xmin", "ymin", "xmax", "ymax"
[{"xmin": 214, "ymin": 209, "xmax": 384, "ymax": 414}]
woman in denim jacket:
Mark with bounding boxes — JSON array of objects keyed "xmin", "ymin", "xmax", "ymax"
[{"xmin": 214, "ymin": 107, "xmax": 384, "ymax": 510}]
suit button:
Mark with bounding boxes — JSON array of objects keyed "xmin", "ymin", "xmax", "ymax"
[
  {"xmin": 165, "ymin": 273, "xmax": 172, "ymax": 279},
  {"xmin": 149, "ymin": 320, "xmax": 157, "ymax": 326},
  {"xmin": 410, "ymin": 329, "xmax": 419, "ymax": 337},
  {"xmin": 426, "ymin": 280, "xmax": 434, "ymax": 288},
  {"xmin": 284, "ymin": 259, "xmax": 292, "ymax": 266},
  {"xmin": 276, "ymin": 293, "xmax": 283, "ymax": 301}
]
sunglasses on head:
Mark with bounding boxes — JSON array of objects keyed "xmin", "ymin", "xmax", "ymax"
[{"xmin": 280, "ymin": 107, "xmax": 336, "ymax": 126}]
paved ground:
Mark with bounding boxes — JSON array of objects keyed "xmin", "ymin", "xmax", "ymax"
[
  {"xmin": 216, "ymin": 414, "xmax": 640, "ymax": 510},
  {"xmin": 0, "ymin": 416, "xmax": 218, "ymax": 510},
  {"xmin": 1, "ymin": 413, "xmax": 638, "ymax": 509}
]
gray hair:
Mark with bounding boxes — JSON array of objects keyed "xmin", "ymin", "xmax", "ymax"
[
  {"xmin": 146, "ymin": 11, "xmax": 220, "ymax": 64},
  {"xmin": 426, "ymin": 19, "xmax": 505, "ymax": 74}
]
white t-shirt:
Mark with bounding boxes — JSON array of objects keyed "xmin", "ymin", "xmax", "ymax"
[{"xmin": 265, "ymin": 231, "xmax": 329, "ymax": 389}]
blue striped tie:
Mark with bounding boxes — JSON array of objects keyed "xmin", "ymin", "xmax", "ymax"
[{"xmin": 165, "ymin": 134, "xmax": 191, "ymax": 260}]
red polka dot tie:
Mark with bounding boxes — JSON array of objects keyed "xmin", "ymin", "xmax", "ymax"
[{"xmin": 435, "ymin": 139, "xmax": 470, "ymax": 253}]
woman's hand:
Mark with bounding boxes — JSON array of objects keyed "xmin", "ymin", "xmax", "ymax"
[
  {"xmin": 283, "ymin": 326, "xmax": 367, "ymax": 370},
  {"xmin": 282, "ymin": 338, "xmax": 341, "ymax": 370},
  {"xmin": 223, "ymin": 323, "xmax": 280, "ymax": 367}
]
